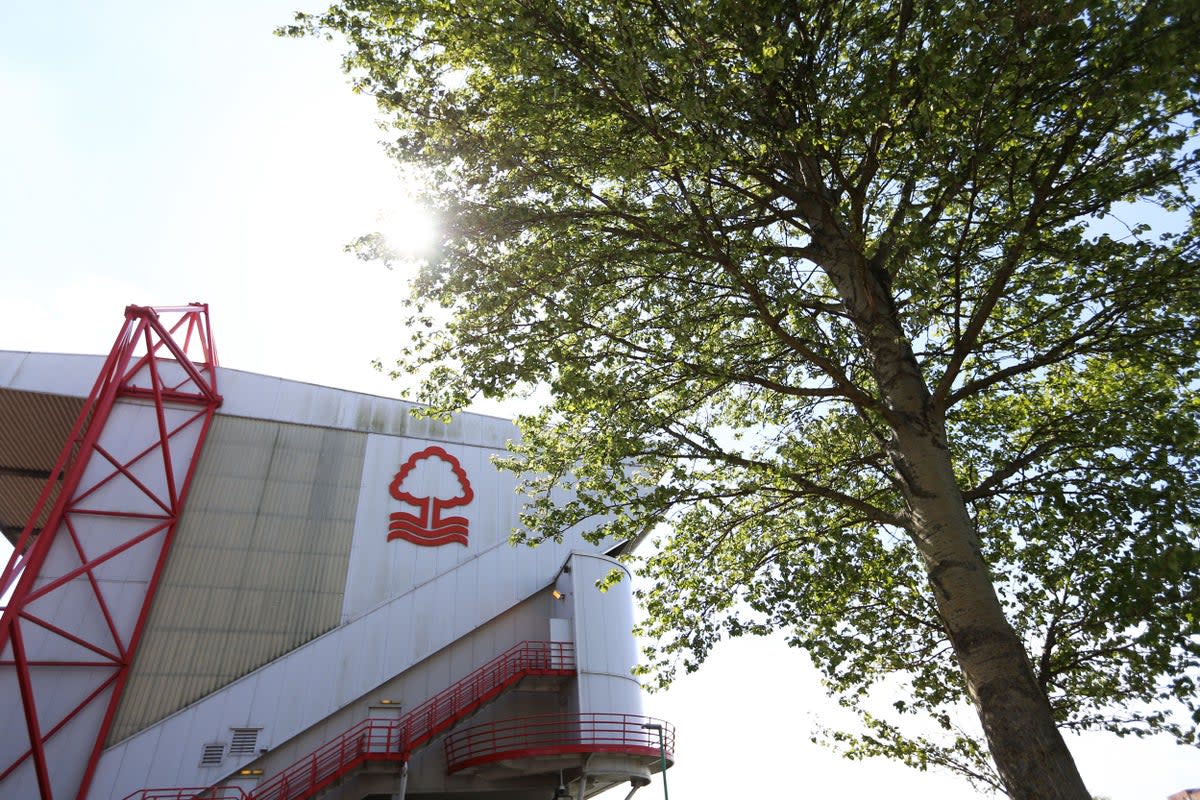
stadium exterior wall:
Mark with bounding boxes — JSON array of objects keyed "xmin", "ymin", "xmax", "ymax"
[{"xmin": 0, "ymin": 349, "xmax": 665, "ymax": 800}]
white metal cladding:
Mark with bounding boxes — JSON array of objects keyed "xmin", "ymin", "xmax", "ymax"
[
  {"xmin": 340, "ymin": 433, "xmax": 553, "ymax": 622},
  {"xmin": 566, "ymin": 554, "xmax": 644, "ymax": 718},
  {"xmin": 107, "ymin": 416, "xmax": 368, "ymax": 743},
  {"xmin": 212, "ymin": 366, "xmax": 520, "ymax": 449},
  {"xmin": 0, "ymin": 351, "xmax": 102, "ymax": 399}
]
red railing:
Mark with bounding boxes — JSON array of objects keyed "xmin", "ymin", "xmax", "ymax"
[
  {"xmin": 243, "ymin": 718, "xmax": 398, "ymax": 800},
  {"xmin": 125, "ymin": 641, "xmax": 574, "ymax": 800},
  {"xmin": 121, "ymin": 789, "xmax": 248, "ymax": 800},
  {"xmin": 250, "ymin": 639, "xmax": 573, "ymax": 800},
  {"xmin": 396, "ymin": 639, "xmax": 575, "ymax": 753},
  {"xmin": 443, "ymin": 713, "xmax": 675, "ymax": 773}
]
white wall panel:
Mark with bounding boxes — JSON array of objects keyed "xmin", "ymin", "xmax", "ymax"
[
  {"xmin": 333, "ymin": 615, "xmax": 371, "ymax": 709},
  {"xmin": 212, "ymin": 672, "xmax": 259, "ymax": 731},
  {"xmin": 340, "ymin": 435, "xmax": 538, "ymax": 622},
  {"xmin": 380, "ymin": 591, "xmax": 416, "ymax": 678},
  {"xmin": 245, "ymin": 666, "xmax": 286, "ymax": 741},
  {"xmin": 0, "ymin": 351, "xmax": 23, "ymax": 387},
  {"xmin": 453, "ymin": 556, "xmax": 481, "ymax": 634},
  {"xmin": 569, "ymin": 553, "xmax": 643, "ymax": 718},
  {"xmin": 0, "ymin": 351, "xmax": 101, "ymax": 398},
  {"xmin": 3, "ymin": 752, "xmax": 40, "ymax": 800},
  {"xmin": 25, "ymin": 575, "xmax": 114, "ymax": 657},
  {"xmin": 32, "ymin": 523, "xmax": 91, "ymax": 585},
  {"xmin": 42, "ymin": 694, "xmax": 105, "ymax": 800},
  {"xmin": 210, "ymin": 364, "xmax": 517, "ymax": 450},
  {"xmin": 178, "ymin": 692, "xmax": 228, "ymax": 773}
]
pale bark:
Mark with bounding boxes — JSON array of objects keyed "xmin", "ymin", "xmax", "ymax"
[
  {"xmin": 817, "ymin": 229, "xmax": 1091, "ymax": 799},
  {"xmin": 897, "ymin": 422, "xmax": 1090, "ymax": 800}
]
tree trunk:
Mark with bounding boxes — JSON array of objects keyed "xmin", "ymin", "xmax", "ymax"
[
  {"xmin": 818, "ymin": 234, "xmax": 1091, "ymax": 798},
  {"xmin": 894, "ymin": 418, "xmax": 1091, "ymax": 800}
]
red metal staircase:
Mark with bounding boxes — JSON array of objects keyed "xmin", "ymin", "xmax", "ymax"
[{"xmin": 123, "ymin": 640, "xmax": 575, "ymax": 800}]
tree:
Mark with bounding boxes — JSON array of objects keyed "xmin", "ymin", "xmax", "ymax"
[{"xmin": 282, "ymin": 1, "xmax": 1200, "ymax": 796}]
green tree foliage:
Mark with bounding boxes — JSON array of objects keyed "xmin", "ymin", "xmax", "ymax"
[{"xmin": 283, "ymin": 0, "xmax": 1199, "ymax": 796}]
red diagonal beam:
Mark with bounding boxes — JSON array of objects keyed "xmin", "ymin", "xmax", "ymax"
[
  {"xmin": 23, "ymin": 519, "xmax": 173, "ymax": 604},
  {"xmin": 63, "ymin": 517, "xmax": 130, "ymax": 662},
  {"xmin": 10, "ymin": 623, "xmax": 52, "ymax": 798},
  {"xmin": 18, "ymin": 612, "xmax": 122, "ymax": 664},
  {"xmin": 0, "ymin": 670, "xmax": 121, "ymax": 783},
  {"xmin": 144, "ymin": 332, "xmax": 180, "ymax": 508}
]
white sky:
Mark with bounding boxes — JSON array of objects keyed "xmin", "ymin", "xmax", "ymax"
[{"xmin": 0, "ymin": 2, "xmax": 1194, "ymax": 798}]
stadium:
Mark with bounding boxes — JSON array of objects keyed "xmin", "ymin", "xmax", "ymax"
[{"xmin": 0, "ymin": 304, "xmax": 674, "ymax": 800}]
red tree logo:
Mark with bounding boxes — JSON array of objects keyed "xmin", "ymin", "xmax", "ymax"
[{"xmin": 388, "ymin": 446, "xmax": 474, "ymax": 546}]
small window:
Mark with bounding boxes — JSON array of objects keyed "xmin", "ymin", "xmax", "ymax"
[
  {"xmin": 229, "ymin": 728, "xmax": 261, "ymax": 756},
  {"xmin": 200, "ymin": 742, "xmax": 225, "ymax": 767}
]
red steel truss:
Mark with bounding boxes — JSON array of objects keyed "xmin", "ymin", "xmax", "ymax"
[
  {"xmin": 124, "ymin": 640, "xmax": 576, "ymax": 800},
  {"xmin": 0, "ymin": 304, "xmax": 222, "ymax": 800}
]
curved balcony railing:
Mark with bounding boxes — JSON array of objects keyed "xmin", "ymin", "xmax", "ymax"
[{"xmin": 444, "ymin": 713, "xmax": 675, "ymax": 773}]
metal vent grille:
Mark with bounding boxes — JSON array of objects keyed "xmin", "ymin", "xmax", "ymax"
[
  {"xmin": 200, "ymin": 743, "xmax": 224, "ymax": 766},
  {"xmin": 229, "ymin": 728, "xmax": 260, "ymax": 756}
]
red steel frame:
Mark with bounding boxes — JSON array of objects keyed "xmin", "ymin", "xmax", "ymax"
[{"xmin": 0, "ymin": 304, "xmax": 222, "ymax": 800}]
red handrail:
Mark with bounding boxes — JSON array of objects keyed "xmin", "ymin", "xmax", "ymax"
[
  {"xmin": 396, "ymin": 639, "xmax": 575, "ymax": 753},
  {"xmin": 121, "ymin": 789, "xmax": 248, "ymax": 800},
  {"xmin": 443, "ymin": 713, "xmax": 675, "ymax": 773},
  {"xmin": 161, "ymin": 640, "xmax": 574, "ymax": 800}
]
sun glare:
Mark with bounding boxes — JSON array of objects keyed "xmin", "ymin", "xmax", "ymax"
[{"xmin": 377, "ymin": 191, "xmax": 438, "ymax": 260}]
